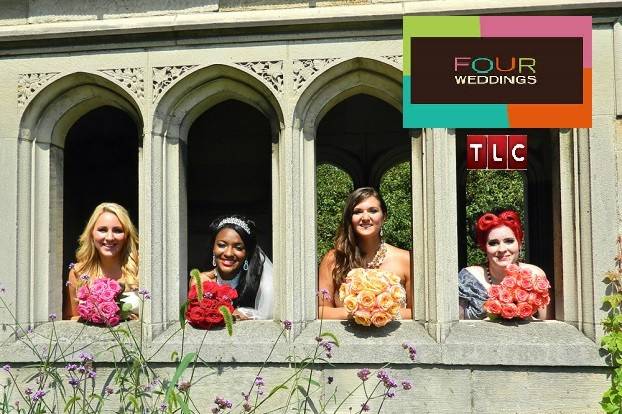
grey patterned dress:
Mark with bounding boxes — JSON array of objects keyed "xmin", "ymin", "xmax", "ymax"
[{"xmin": 458, "ymin": 268, "xmax": 489, "ymax": 320}]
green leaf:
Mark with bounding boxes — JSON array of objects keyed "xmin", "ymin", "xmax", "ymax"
[
  {"xmin": 63, "ymin": 396, "xmax": 81, "ymax": 412},
  {"xmin": 190, "ymin": 269, "xmax": 203, "ymax": 300},
  {"xmin": 319, "ymin": 331, "xmax": 340, "ymax": 346},
  {"xmin": 267, "ymin": 384, "xmax": 288, "ymax": 398},
  {"xmin": 171, "ymin": 351, "xmax": 179, "ymax": 362},
  {"xmin": 121, "ymin": 302, "xmax": 133, "ymax": 312},
  {"xmin": 219, "ymin": 306, "xmax": 234, "ymax": 337},
  {"xmin": 179, "ymin": 396, "xmax": 191, "ymax": 414},
  {"xmin": 166, "ymin": 352, "xmax": 196, "ymax": 401}
]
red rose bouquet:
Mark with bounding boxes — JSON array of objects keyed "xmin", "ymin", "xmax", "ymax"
[
  {"xmin": 483, "ymin": 264, "xmax": 551, "ymax": 320},
  {"xmin": 77, "ymin": 277, "xmax": 133, "ymax": 326},
  {"xmin": 186, "ymin": 280, "xmax": 238, "ymax": 329}
]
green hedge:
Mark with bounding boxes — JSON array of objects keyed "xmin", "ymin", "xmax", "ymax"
[
  {"xmin": 464, "ymin": 170, "xmax": 525, "ymax": 265},
  {"xmin": 316, "ymin": 162, "xmax": 412, "ymax": 263}
]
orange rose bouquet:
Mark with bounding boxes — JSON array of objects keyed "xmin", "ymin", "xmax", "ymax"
[
  {"xmin": 338, "ymin": 268, "xmax": 406, "ymax": 327},
  {"xmin": 483, "ymin": 264, "xmax": 551, "ymax": 320}
]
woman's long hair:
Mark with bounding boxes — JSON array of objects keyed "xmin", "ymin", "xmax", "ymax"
[
  {"xmin": 74, "ymin": 202, "xmax": 139, "ymax": 289},
  {"xmin": 208, "ymin": 215, "xmax": 265, "ymax": 308},
  {"xmin": 332, "ymin": 187, "xmax": 387, "ymax": 285}
]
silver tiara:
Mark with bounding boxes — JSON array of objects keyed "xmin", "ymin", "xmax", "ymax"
[{"xmin": 218, "ymin": 217, "xmax": 251, "ymax": 234}]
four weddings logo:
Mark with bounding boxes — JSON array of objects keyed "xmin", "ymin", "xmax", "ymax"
[{"xmin": 403, "ymin": 16, "xmax": 592, "ymax": 128}]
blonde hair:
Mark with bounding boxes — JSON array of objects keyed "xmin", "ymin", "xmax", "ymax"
[{"xmin": 74, "ymin": 202, "xmax": 139, "ymax": 289}]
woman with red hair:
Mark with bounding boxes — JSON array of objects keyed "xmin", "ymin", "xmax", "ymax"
[{"xmin": 458, "ymin": 210, "xmax": 549, "ymax": 319}]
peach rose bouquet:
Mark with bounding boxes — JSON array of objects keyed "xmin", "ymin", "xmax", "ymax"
[
  {"xmin": 339, "ymin": 268, "xmax": 406, "ymax": 327},
  {"xmin": 483, "ymin": 264, "xmax": 551, "ymax": 320}
]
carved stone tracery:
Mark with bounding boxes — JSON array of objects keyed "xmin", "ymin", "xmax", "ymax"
[
  {"xmin": 381, "ymin": 55, "xmax": 403, "ymax": 67},
  {"xmin": 17, "ymin": 72, "xmax": 60, "ymax": 107},
  {"xmin": 293, "ymin": 58, "xmax": 338, "ymax": 91},
  {"xmin": 99, "ymin": 68, "xmax": 145, "ymax": 100},
  {"xmin": 236, "ymin": 61, "xmax": 283, "ymax": 93},
  {"xmin": 152, "ymin": 65, "xmax": 198, "ymax": 102}
]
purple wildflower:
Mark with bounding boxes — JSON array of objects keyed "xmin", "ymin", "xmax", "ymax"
[
  {"xmin": 160, "ymin": 403, "xmax": 167, "ymax": 411},
  {"xmin": 24, "ymin": 388, "xmax": 32, "ymax": 396},
  {"xmin": 283, "ymin": 320, "xmax": 292, "ymax": 330},
  {"xmin": 68, "ymin": 377, "xmax": 80, "ymax": 387},
  {"xmin": 214, "ymin": 396, "xmax": 232, "ymax": 409},
  {"xmin": 254, "ymin": 376, "xmax": 264, "ymax": 387},
  {"xmin": 361, "ymin": 402, "xmax": 370, "ymax": 411},
  {"xmin": 31, "ymin": 390, "xmax": 46, "ymax": 401},
  {"xmin": 401, "ymin": 380, "xmax": 412, "ymax": 390},
  {"xmin": 65, "ymin": 364, "xmax": 77, "ymax": 372},
  {"xmin": 68, "ymin": 262, "xmax": 75, "ymax": 270},
  {"xmin": 77, "ymin": 366, "xmax": 86, "ymax": 374},
  {"xmin": 319, "ymin": 288, "xmax": 331, "ymax": 300},
  {"xmin": 48, "ymin": 313, "xmax": 57, "ymax": 321},
  {"xmin": 177, "ymin": 380, "xmax": 191, "ymax": 392},
  {"xmin": 0, "ymin": 287, "xmax": 5, "ymax": 293},
  {"xmin": 2, "ymin": 364, "xmax": 10, "ymax": 372},
  {"xmin": 79, "ymin": 352, "xmax": 94, "ymax": 362},
  {"xmin": 402, "ymin": 341, "xmax": 417, "ymax": 362},
  {"xmin": 87, "ymin": 370, "xmax": 96, "ymax": 379},
  {"xmin": 104, "ymin": 387, "xmax": 114, "ymax": 396},
  {"xmin": 357, "ymin": 368, "xmax": 371, "ymax": 382},
  {"xmin": 386, "ymin": 389, "xmax": 396, "ymax": 398},
  {"xmin": 320, "ymin": 340, "xmax": 334, "ymax": 358},
  {"xmin": 327, "ymin": 376, "xmax": 334, "ymax": 384},
  {"xmin": 138, "ymin": 288, "xmax": 151, "ymax": 300},
  {"xmin": 243, "ymin": 402, "xmax": 252, "ymax": 412},
  {"xmin": 80, "ymin": 274, "xmax": 89, "ymax": 281}
]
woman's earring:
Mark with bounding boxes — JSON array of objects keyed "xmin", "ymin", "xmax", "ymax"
[
  {"xmin": 380, "ymin": 227, "xmax": 384, "ymax": 238},
  {"xmin": 243, "ymin": 259, "xmax": 249, "ymax": 271},
  {"xmin": 212, "ymin": 255, "xmax": 216, "ymax": 267}
]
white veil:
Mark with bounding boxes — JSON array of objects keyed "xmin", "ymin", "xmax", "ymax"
[{"xmin": 235, "ymin": 251, "xmax": 274, "ymax": 320}]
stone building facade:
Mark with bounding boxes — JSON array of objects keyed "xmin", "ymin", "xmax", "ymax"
[{"xmin": 0, "ymin": 1, "xmax": 621, "ymax": 412}]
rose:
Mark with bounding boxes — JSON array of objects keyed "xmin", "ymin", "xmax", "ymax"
[
  {"xmin": 90, "ymin": 280, "xmax": 107, "ymax": 296},
  {"xmin": 77, "ymin": 285, "xmax": 90, "ymax": 301},
  {"xmin": 484, "ymin": 299, "xmax": 502, "ymax": 315},
  {"xmin": 387, "ymin": 302, "xmax": 401, "ymax": 317},
  {"xmin": 501, "ymin": 275, "xmax": 517, "ymax": 289},
  {"xmin": 542, "ymin": 293, "xmax": 551, "ymax": 306},
  {"xmin": 488, "ymin": 285, "xmax": 501, "ymax": 300},
  {"xmin": 99, "ymin": 301, "xmax": 119, "ymax": 318},
  {"xmin": 528, "ymin": 292, "xmax": 543, "ymax": 307},
  {"xmin": 343, "ymin": 295, "xmax": 358, "ymax": 313},
  {"xmin": 517, "ymin": 302, "xmax": 534, "ymax": 319},
  {"xmin": 501, "ymin": 303, "xmax": 518, "ymax": 319},
  {"xmin": 505, "ymin": 263, "xmax": 520, "ymax": 277},
  {"xmin": 370, "ymin": 311, "xmax": 391, "ymax": 327},
  {"xmin": 498, "ymin": 287, "xmax": 513, "ymax": 303},
  {"xmin": 107, "ymin": 279, "xmax": 122, "ymax": 295},
  {"xmin": 353, "ymin": 310, "xmax": 372, "ymax": 326},
  {"xmin": 366, "ymin": 277, "xmax": 389, "ymax": 294},
  {"xmin": 517, "ymin": 272, "xmax": 534, "ymax": 290},
  {"xmin": 513, "ymin": 288, "xmax": 529, "ymax": 303},
  {"xmin": 356, "ymin": 291, "xmax": 376, "ymax": 309},
  {"xmin": 376, "ymin": 292, "xmax": 394, "ymax": 311},
  {"xmin": 99, "ymin": 287, "xmax": 117, "ymax": 302},
  {"xmin": 106, "ymin": 315, "xmax": 120, "ymax": 327},
  {"xmin": 534, "ymin": 275, "xmax": 550, "ymax": 293},
  {"xmin": 389, "ymin": 285, "xmax": 406, "ymax": 303}
]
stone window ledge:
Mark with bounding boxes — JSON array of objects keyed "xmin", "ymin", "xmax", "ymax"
[
  {"xmin": 0, "ymin": 320, "xmax": 605, "ymax": 367},
  {"xmin": 442, "ymin": 320, "xmax": 604, "ymax": 366}
]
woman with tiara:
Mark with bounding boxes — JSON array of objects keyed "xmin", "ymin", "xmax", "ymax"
[{"xmin": 190, "ymin": 215, "xmax": 273, "ymax": 320}]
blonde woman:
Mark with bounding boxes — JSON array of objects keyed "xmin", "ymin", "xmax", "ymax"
[{"xmin": 64, "ymin": 202, "xmax": 139, "ymax": 319}]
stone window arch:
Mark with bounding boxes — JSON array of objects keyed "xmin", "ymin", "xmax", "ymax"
[
  {"xmin": 150, "ymin": 64, "xmax": 284, "ymax": 330},
  {"xmin": 14, "ymin": 72, "xmax": 143, "ymax": 328}
]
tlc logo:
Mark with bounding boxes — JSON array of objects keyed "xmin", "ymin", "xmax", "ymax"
[{"xmin": 466, "ymin": 135, "xmax": 528, "ymax": 170}]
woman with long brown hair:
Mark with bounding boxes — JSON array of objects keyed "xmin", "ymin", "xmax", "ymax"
[{"xmin": 318, "ymin": 187, "xmax": 412, "ymax": 319}]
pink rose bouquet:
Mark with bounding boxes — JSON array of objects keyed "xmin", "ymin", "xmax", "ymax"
[
  {"xmin": 77, "ymin": 277, "xmax": 132, "ymax": 326},
  {"xmin": 338, "ymin": 268, "xmax": 406, "ymax": 327},
  {"xmin": 483, "ymin": 264, "xmax": 551, "ymax": 320}
]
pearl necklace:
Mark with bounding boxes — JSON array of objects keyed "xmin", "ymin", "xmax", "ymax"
[{"xmin": 366, "ymin": 241, "xmax": 387, "ymax": 269}]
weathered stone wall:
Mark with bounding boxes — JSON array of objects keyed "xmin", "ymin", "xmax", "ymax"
[{"xmin": 0, "ymin": 2, "xmax": 620, "ymax": 412}]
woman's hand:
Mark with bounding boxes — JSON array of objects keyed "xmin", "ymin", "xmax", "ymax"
[{"xmin": 232, "ymin": 309, "xmax": 252, "ymax": 321}]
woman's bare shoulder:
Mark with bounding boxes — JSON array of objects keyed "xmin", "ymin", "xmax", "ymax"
[
  {"xmin": 320, "ymin": 249, "xmax": 337, "ymax": 267},
  {"xmin": 385, "ymin": 243, "xmax": 410, "ymax": 262}
]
